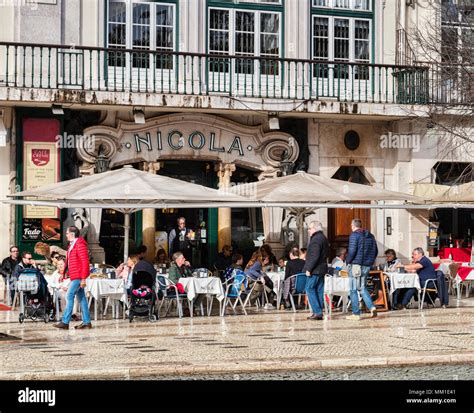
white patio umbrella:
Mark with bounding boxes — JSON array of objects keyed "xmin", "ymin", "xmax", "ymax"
[
  {"xmin": 229, "ymin": 171, "xmax": 426, "ymax": 247},
  {"xmin": 432, "ymin": 181, "xmax": 474, "ymax": 203},
  {"xmin": 7, "ymin": 165, "xmax": 246, "ymax": 262}
]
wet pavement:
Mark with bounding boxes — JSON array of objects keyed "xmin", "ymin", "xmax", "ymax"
[{"xmin": 1, "ymin": 291, "xmax": 474, "ymax": 379}]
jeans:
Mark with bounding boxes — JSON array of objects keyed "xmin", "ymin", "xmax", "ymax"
[
  {"xmin": 61, "ymin": 279, "xmax": 91, "ymax": 325},
  {"xmin": 305, "ymin": 274, "xmax": 324, "ymax": 316},
  {"xmin": 349, "ymin": 265, "xmax": 375, "ymax": 315}
]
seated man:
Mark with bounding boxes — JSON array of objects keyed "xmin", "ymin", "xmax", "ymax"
[
  {"xmin": 331, "ymin": 247, "xmax": 347, "ymax": 271},
  {"xmin": 223, "ymin": 253, "xmax": 244, "ymax": 284},
  {"xmin": 394, "ymin": 247, "xmax": 437, "ymax": 309},
  {"xmin": 215, "ymin": 245, "xmax": 233, "ymax": 274},
  {"xmin": 282, "ymin": 247, "xmax": 305, "ymax": 309}
]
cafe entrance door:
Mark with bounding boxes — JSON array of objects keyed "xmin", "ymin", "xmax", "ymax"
[
  {"xmin": 155, "ymin": 161, "xmax": 218, "ymax": 268},
  {"xmin": 328, "ymin": 166, "xmax": 371, "ymax": 259}
]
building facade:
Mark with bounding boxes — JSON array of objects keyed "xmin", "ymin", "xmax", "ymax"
[{"xmin": 0, "ymin": 0, "xmax": 472, "ymax": 265}]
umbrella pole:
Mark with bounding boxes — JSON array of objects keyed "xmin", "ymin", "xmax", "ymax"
[
  {"xmin": 124, "ymin": 212, "xmax": 130, "ymax": 264},
  {"xmin": 298, "ymin": 213, "xmax": 304, "ymax": 249}
]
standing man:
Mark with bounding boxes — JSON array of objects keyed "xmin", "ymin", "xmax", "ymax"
[
  {"xmin": 1, "ymin": 246, "xmax": 20, "ymax": 304},
  {"xmin": 168, "ymin": 217, "xmax": 193, "ymax": 260},
  {"xmin": 346, "ymin": 219, "xmax": 378, "ymax": 320},
  {"xmin": 54, "ymin": 226, "xmax": 92, "ymax": 329},
  {"xmin": 303, "ymin": 221, "xmax": 329, "ymax": 320}
]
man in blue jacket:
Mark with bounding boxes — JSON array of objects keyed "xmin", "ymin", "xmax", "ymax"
[{"xmin": 346, "ymin": 219, "xmax": 378, "ymax": 320}]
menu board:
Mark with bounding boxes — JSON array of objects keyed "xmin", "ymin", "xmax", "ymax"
[{"xmin": 22, "ymin": 118, "xmax": 60, "ymax": 219}]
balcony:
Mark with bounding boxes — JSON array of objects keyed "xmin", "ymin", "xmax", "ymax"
[{"xmin": 0, "ymin": 42, "xmax": 454, "ymax": 114}]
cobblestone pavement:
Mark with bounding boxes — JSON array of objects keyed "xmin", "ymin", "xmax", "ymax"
[
  {"xmin": 1, "ymin": 297, "xmax": 474, "ymax": 379},
  {"xmin": 144, "ymin": 364, "xmax": 474, "ymax": 380}
]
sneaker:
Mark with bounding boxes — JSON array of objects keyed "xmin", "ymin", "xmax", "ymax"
[
  {"xmin": 345, "ymin": 314, "xmax": 361, "ymax": 321},
  {"xmin": 370, "ymin": 308, "xmax": 377, "ymax": 318}
]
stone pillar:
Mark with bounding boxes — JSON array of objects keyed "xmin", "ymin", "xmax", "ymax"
[
  {"xmin": 87, "ymin": 208, "xmax": 105, "ymax": 264},
  {"xmin": 215, "ymin": 163, "xmax": 236, "ymax": 251},
  {"xmin": 142, "ymin": 162, "xmax": 160, "ymax": 262},
  {"xmin": 262, "ymin": 207, "xmax": 285, "ymax": 259}
]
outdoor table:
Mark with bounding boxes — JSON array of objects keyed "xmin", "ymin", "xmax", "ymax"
[
  {"xmin": 433, "ymin": 262, "xmax": 474, "ymax": 300},
  {"xmin": 265, "ymin": 271, "xmax": 285, "ymax": 309},
  {"xmin": 178, "ymin": 277, "xmax": 225, "ymax": 316},
  {"xmin": 455, "ymin": 265, "xmax": 474, "ymax": 299},
  {"xmin": 324, "ymin": 275, "xmax": 350, "ymax": 315},
  {"xmin": 86, "ymin": 278, "xmax": 125, "ymax": 320},
  {"xmin": 384, "ymin": 272, "xmax": 421, "ymax": 307}
]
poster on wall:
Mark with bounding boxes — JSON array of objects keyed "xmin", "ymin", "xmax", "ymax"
[
  {"xmin": 22, "ymin": 118, "xmax": 60, "ymax": 219},
  {"xmin": 155, "ymin": 231, "xmax": 169, "ymax": 256},
  {"xmin": 41, "ymin": 218, "xmax": 61, "ymax": 241},
  {"xmin": 22, "ymin": 219, "xmax": 42, "ymax": 241}
]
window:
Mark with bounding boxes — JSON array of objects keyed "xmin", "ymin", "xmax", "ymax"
[
  {"xmin": 208, "ymin": 8, "xmax": 281, "ymax": 75},
  {"xmin": 440, "ymin": 0, "xmax": 473, "ymax": 100},
  {"xmin": 107, "ymin": 0, "xmax": 175, "ymax": 69},
  {"xmin": 312, "ymin": 16, "xmax": 371, "ymax": 78},
  {"xmin": 312, "ymin": 0, "xmax": 371, "ymax": 11}
]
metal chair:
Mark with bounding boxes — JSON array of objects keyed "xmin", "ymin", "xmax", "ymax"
[
  {"xmin": 286, "ymin": 273, "xmax": 308, "ymax": 313},
  {"xmin": 221, "ymin": 269, "xmax": 248, "ymax": 316},
  {"xmin": 156, "ymin": 276, "xmax": 190, "ymax": 318},
  {"xmin": 419, "ymin": 278, "xmax": 439, "ymax": 310},
  {"xmin": 447, "ymin": 262, "xmax": 460, "ymax": 295}
]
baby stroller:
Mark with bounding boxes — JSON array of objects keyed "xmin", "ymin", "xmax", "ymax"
[
  {"xmin": 128, "ymin": 270, "xmax": 158, "ymax": 322},
  {"xmin": 17, "ymin": 268, "xmax": 55, "ymax": 323}
]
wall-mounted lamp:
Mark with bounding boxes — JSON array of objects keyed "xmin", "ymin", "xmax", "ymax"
[
  {"xmin": 133, "ymin": 107, "xmax": 145, "ymax": 124},
  {"xmin": 51, "ymin": 104, "xmax": 64, "ymax": 115},
  {"xmin": 386, "ymin": 217, "xmax": 392, "ymax": 236},
  {"xmin": 269, "ymin": 113, "xmax": 279, "ymax": 130}
]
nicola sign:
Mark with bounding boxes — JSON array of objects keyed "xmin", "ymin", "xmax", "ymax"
[{"xmin": 82, "ymin": 114, "xmax": 299, "ymax": 170}]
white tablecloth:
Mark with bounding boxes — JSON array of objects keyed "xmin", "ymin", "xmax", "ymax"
[
  {"xmin": 86, "ymin": 278, "xmax": 125, "ymax": 302},
  {"xmin": 265, "ymin": 272, "xmax": 285, "ymax": 294},
  {"xmin": 178, "ymin": 277, "xmax": 224, "ymax": 302},
  {"xmin": 324, "ymin": 276, "xmax": 351, "ymax": 295},
  {"xmin": 385, "ymin": 272, "xmax": 421, "ymax": 294}
]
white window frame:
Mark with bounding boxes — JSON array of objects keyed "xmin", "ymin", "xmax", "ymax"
[
  {"xmin": 311, "ymin": 15, "xmax": 372, "ymax": 63},
  {"xmin": 107, "ymin": 0, "xmax": 176, "ymax": 56},
  {"xmin": 312, "ymin": 0, "xmax": 371, "ymax": 11},
  {"xmin": 208, "ymin": 7, "xmax": 282, "ymax": 59},
  {"xmin": 236, "ymin": 0, "xmax": 282, "ymax": 5}
]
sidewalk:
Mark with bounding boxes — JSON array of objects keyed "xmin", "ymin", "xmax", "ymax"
[{"xmin": 1, "ymin": 298, "xmax": 474, "ymax": 380}]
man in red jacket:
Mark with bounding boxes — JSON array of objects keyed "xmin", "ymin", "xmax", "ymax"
[{"xmin": 54, "ymin": 226, "xmax": 92, "ymax": 329}]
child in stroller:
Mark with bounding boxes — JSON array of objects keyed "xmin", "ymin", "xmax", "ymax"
[
  {"xmin": 17, "ymin": 267, "xmax": 55, "ymax": 323},
  {"xmin": 128, "ymin": 270, "xmax": 158, "ymax": 322}
]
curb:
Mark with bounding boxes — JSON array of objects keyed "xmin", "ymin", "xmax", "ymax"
[{"xmin": 2, "ymin": 353, "xmax": 474, "ymax": 380}]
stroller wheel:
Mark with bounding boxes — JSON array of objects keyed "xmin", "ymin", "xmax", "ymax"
[
  {"xmin": 44, "ymin": 313, "xmax": 49, "ymax": 323},
  {"xmin": 129, "ymin": 313, "xmax": 134, "ymax": 323},
  {"xmin": 149, "ymin": 314, "xmax": 157, "ymax": 322},
  {"xmin": 19, "ymin": 314, "xmax": 25, "ymax": 324}
]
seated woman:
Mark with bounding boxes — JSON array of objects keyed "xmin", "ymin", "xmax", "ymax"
[
  {"xmin": 154, "ymin": 248, "xmax": 170, "ymax": 268},
  {"xmin": 116, "ymin": 255, "xmax": 140, "ymax": 296},
  {"xmin": 168, "ymin": 252, "xmax": 192, "ymax": 285},
  {"xmin": 50, "ymin": 257, "xmax": 79, "ymax": 320},
  {"xmin": 282, "ymin": 247, "xmax": 305, "ymax": 309},
  {"xmin": 260, "ymin": 244, "xmax": 278, "ymax": 271},
  {"xmin": 223, "ymin": 253, "xmax": 244, "ymax": 284},
  {"xmin": 383, "ymin": 249, "xmax": 401, "ymax": 272},
  {"xmin": 244, "ymin": 251, "xmax": 274, "ymax": 305}
]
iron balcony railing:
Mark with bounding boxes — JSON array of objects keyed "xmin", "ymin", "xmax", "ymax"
[{"xmin": 0, "ymin": 42, "xmax": 442, "ymax": 105}]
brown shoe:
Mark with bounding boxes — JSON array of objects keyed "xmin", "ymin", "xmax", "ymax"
[
  {"xmin": 307, "ymin": 314, "xmax": 323, "ymax": 320},
  {"xmin": 74, "ymin": 323, "xmax": 92, "ymax": 329},
  {"xmin": 53, "ymin": 322, "xmax": 69, "ymax": 329}
]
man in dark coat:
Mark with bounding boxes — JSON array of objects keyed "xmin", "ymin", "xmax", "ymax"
[
  {"xmin": 346, "ymin": 219, "xmax": 378, "ymax": 320},
  {"xmin": 1, "ymin": 246, "xmax": 20, "ymax": 304},
  {"xmin": 303, "ymin": 221, "xmax": 329, "ymax": 320},
  {"xmin": 168, "ymin": 217, "xmax": 193, "ymax": 260}
]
